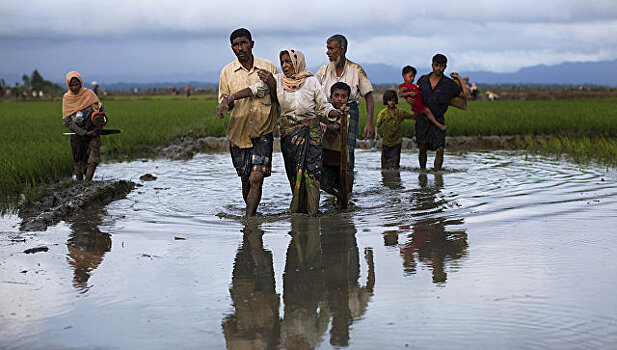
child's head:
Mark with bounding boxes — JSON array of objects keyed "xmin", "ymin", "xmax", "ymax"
[
  {"xmin": 402, "ymin": 66, "xmax": 417, "ymax": 84},
  {"xmin": 383, "ymin": 89, "xmax": 398, "ymax": 106},
  {"xmin": 330, "ymin": 82, "xmax": 350, "ymax": 109}
]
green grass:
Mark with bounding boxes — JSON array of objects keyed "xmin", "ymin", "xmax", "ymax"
[
  {"xmin": 2, "ymin": 96, "xmax": 617, "ymax": 197},
  {"xmin": 525, "ymin": 135, "xmax": 617, "ymax": 166},
  {"xmin": 369, "ymin": 98, "xmax": 617, "ymax": 139},
  {"xmin": 0, "ymin": 98, "xmax": 224, "ymax": 196}
]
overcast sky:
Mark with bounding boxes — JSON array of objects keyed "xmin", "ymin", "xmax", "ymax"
[{"xmin": 1, "ymin": 0, "xmax": 616, "ymax": 83}]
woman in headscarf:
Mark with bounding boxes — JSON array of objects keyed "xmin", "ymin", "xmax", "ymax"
[
  {"xmin": 62, "ymin": 71, "xmax": 105, "ymax": 181},
  {"xmin": 218, "ymin": 48, "xmax": 344, "ymax": 215}
]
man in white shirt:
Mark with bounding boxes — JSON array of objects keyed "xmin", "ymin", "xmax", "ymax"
[{"xmin": 315, "ymin": 34, "xmax": 375, "ymax": 193}]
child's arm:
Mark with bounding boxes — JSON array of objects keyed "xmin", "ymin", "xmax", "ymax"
[
  {"xmin": 398, "ymin": 88, "xmax": 416, "ymax": 98},
  {"xmin": 402, "ymin": 109, "xmax": 414, "ymax": 120},
  {"xmin": 423, "ymin": 107, "xmax": 447, "ymax": 131}
]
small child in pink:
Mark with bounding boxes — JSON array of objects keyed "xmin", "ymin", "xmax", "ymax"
[{"xmin": 399, "ymin": 66, "xmax": 446, "ymax": 131}]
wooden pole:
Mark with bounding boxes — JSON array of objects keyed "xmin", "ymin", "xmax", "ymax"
[{"xmin": 339, "ymin": 112, "xmax": 349, "ymax": 209}]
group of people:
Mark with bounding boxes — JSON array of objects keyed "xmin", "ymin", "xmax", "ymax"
[
  {"xmin": 61, "ymin": 27, "xmax": 469, "ymax": 217},
  {"xmin": 216, "ymin": 28, "xmax": 469, "ymax": 217}
]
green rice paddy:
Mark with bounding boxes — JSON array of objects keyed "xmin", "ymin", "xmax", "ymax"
[{"xmin": 1, "ymin": 96, "xmax": 616, "ymax": 197}]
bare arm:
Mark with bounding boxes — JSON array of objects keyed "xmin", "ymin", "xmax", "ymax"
[
  {"xmin": 451, "ymin": 72, "xmax": 471, "ymax": 99},
  {"xmin": 217, "ymin": 88, "xmax": 254, "ymax": 118},
  {"xmin": 362, "ymin": 92, "xmax": 375, "ymax": 139}
]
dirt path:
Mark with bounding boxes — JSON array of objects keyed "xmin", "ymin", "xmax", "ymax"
[
  {"xmin": 147, "ymin": 135, "xmax": 552, "ymax": 160},
  {"xmin": 19, "ymin": 180, "xmax": 135, "ymax": 231}
]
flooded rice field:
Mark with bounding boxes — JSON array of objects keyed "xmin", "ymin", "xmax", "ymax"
[{"xmin": 1, "ymin": 149, "xmax": 617, "ymax": 349}]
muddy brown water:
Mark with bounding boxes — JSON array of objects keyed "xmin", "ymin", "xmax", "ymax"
[{"xmin": 1, "ymin": 150, "xmax": 616, "ymax": 349}]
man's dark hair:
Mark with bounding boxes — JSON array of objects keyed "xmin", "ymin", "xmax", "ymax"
[
  {"xmin": 327, "ymin": 34, "xmax": 348, "ymax": 53},
  {"xmin": 383, "ymin": 89, "xmax": 398, "ymax": 105},
  {"xmin": 230, "ymin": 28, "xmax": 252, "ymax": 43},
  {"xmin": 432, "ymin": 53, "xmax": 447, "ymax": 65},
  {"xmin": 402, "ymin": 66, "xmax": 417, "ymax": 75},
  {"xmin": 330, "ymin": 82, "xmax": 351, "ymax": 97}
]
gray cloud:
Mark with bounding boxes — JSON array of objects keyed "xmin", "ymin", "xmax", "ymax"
[{"xmin": 1, "ymin": 0, "xmax": 616, "ymax": 82}]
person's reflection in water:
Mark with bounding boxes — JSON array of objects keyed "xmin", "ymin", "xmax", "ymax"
[
  {"xmin": 401, "ymin": 172, "xmax": 468, "ymax": 283},
  {"xmin": 381, "ymin": 169, "xmax": 403, "ymax": 190},
  {"xmin": 65, "ymin": 209, "xmax": 112, "ymax": 292},
  {"xmin": 281, "ymin": 216, "xmax": 329, "ymax": 349},
  {"xmin": 222, "ymin": 222, "xmax": 281, "ymax": 349},
  {"xmin": 320, "ymin": 215, "xmax": 375, "ymax": 347}
]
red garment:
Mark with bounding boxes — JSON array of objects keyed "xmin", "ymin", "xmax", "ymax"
[{"xmin": 399, "ymin": 82, "xmax": 427, "ymax": 115}]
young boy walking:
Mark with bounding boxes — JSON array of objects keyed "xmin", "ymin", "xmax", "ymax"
[{"xmin": 374, "ymin": 90, "xmax": 413, "ymax": 169}]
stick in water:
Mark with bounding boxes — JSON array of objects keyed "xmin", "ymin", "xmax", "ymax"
[{"xmin": 339, "ymin": 111, "xmax": 348, "ymax": 209}]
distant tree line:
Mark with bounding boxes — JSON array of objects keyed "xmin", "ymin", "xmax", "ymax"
[{"xmin": 0, "ymin": 70, "xmax": 64, "ymax": 98}]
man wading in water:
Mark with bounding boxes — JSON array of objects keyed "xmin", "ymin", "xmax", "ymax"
[
  {"xmin": 416, "ymin": 54, "xmax": 470, "ymax": 171},
  {"xmin": 316, "ymin": 34, "xmax": 375, "ymax": 195},
  {"xmin": 217, "ymin": 28, "xmax": 278, "ymax": 216}
]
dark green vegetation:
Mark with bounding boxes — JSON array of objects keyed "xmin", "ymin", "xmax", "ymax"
[
  {"xmin": 388, "ymin": 98, "xmax": 617, "ymax": 138},
  {"xmin": 384, "ymin": 98, "xmax": 617, "ymax": 166},
  {"xmin": 0, "ymin": 98, "xmax": 225, "ymax": 197},
  {"xmin": 2, "ymin": 97, "xmax": 616, "ymax": 198}
]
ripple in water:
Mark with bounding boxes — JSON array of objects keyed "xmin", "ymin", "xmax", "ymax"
[{"xmin": 1, "ymin": 149, "xmax": 616, "ymax": 348}]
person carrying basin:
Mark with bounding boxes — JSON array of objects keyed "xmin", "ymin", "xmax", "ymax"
[{"xmin": 62, "ymin": 71, "xmax": 106, "ymax": 181}]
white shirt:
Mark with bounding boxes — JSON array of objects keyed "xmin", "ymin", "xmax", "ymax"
[
  {"xmin": 315, "ymin": 59, "xmax": 373, "ymax": 103},
  {"xmin": 250, "ymin": 75, "xmax": 336, "ymax": 123}
]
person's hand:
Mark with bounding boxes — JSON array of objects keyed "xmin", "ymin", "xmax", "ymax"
[
  {"xmin": 438, "ymin": 124, "xmax": 447, "ymax": 131},
  {"xmin": 363, "ymin": 120, "xmax": 374, "ymax": 139},
  {"xmin": 257, "ymin": 69, "xmax": 274, "ymax": 86},
  {"xmin": 328, "ymin": 109, "xmax": 343, "ymax": 119},
  {"xmin": 406, "ymin": 97, "xmax": 415, "ymax": 107},
  {"xmin": 450, "ymin": 72, "xmax": 462, "ymax": 80},
  {"xmin": 86, "ymin": 130, "xmax": 97, "ymax": 137},
  {"xmin": 217, "ymin": 95, "xmax": 233, "ymax": 118}
]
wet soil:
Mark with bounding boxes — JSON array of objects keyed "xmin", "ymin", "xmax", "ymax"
[
  {"xmin": 121, "ymin": 134, "xmax": 551, "ymax": 161},
  {"xmin": 18, "ymin": 180, "xmax": 135, "ymax": 232}
]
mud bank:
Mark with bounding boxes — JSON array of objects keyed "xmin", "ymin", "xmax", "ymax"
[
  {"xmin": 18, "ymin": 180, "xmax": 135, "ymax": 232},
  {"xmin": 140, "ymin": 134, "xmax": 552, "ymax": 160}
]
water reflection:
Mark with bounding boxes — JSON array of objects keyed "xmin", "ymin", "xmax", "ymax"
[
  {"xmin": 282, "ymin": 216, "xmax": 327, "ymax": 349},
  {"xmin": 381, "ymin": 169, "xmax": 403, "ymax": 190},
  {"xmin": 223, "ymin": 216, "xmax": 374, "ymax": 349},
  {"xmin": 222, "ymin": 222, "xmax": 281, "ymax": 349},
  {"xmin": 400, "ymin": 173, "xmax": 468, "ymax": 283},
  {"xmin": 65, "ymin": 209, "xmax": 112, "ymax": 292},
  {"xmin": 320, "ymin": 215, "xmax": 374, "ymax": 347}
]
